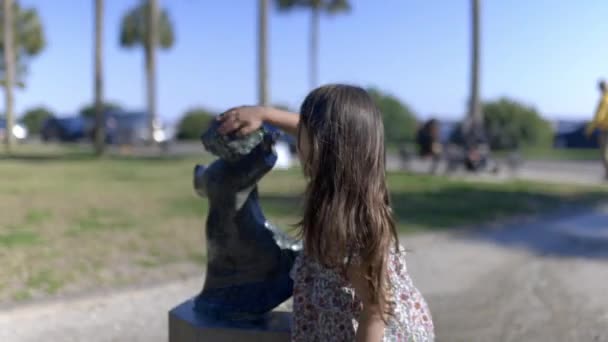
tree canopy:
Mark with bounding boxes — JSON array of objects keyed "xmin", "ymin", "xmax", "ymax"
[
  {"xmin": 79, "ymin": 102, "xmax": 123, "ymax": 118},
  {"xmin": 482, "ymin": 98, "xmax": 552, "ymax": 150},
  {"xmin": 176, "ymin": 108, "xmax": 215, "ymax": 140},
  {"xmin": 119, "ymin": 1, "xmax": 174, "ymax": 50},
  {"xmin": 0, "ymin": 2, "xmax": 45, "ymax": 87},
  {"xmin": 21, "ymin": 106, "xmax": 53, "ymax": 134},
  {"xmin": 367, "ymin": 87, "xmax": 418, "ymax": 145}
]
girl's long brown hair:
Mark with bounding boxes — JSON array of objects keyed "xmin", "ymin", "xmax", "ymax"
[{"xmin": 297, "ymin": 84, "xmax": 399, "ymax": 313}]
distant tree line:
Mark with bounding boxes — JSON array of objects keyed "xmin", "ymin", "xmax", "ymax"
[
  {"xmin": 5, "ymin": 0, "xmax": 551, "ymax": 155},
  {"xmin": 18, "ymin": 91, "xmax": 552, "ymax": 153}
]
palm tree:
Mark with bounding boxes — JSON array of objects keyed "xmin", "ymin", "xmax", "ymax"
[
  {"xmin": 1, "ymin": 0, "xmax": 44, "ymax": 153},
  {"xmin": 120, "ymin": 0, "xmax": 174, "ymax": 144},
  {"xmin": 94, "ymin": 0, "xmax": 105, "ymax": 156},
  {"xmin": 3, "ymin": 0, "xmax": 15, "ymax": 153},
  {"xmin": 467, "ymin": 0, "xmax": 482, "ymax": 134},
  {"xmin": 258, "ymin": 0, "xmax": 269, "ymax": 106},
  {"xmin": 275, "ymin": 0, "xmax": 350, "ymax": 90}
]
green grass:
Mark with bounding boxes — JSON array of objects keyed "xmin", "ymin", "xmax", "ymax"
[
  {"xmin": 187, "ymin": 251, "xmax": 207, "ymax": 265},
  {"xmin": 25, "ymin": 209, "xmax": 53, "ymax": 225},
  {"xmin": 0, "ymin": 143, "xmax": 606, "ymax": 304},
  {"xmin": 13, "ymin": 290, "xmax": 32, "ymax": 302},
  {"xmin": 0, "ymin": 230, "xmax": 40, "ymax": 247},
  {"xmin": 68, "ymin": 208, "xmax": 135, "ymax": 235},
  {"xmin": 26, "ymin": 270, "xmax": 65, "ymax": 295}
]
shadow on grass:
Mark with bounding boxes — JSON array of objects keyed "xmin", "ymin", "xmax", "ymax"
[
  {"xmin": 390, "ymin": 186, "xmax": 607, "ymax": 230},
  {"xmin": 260, "ymin": 187, "xmax": 607, "ymax": 232},
  {"xmin": 158, "ymin": 181, "xmax": 608, "ymax": 259},
  {"xmin": 464, "ymin": 209, "xmax": 608, "ymax": 260},
  {"xmin": 261, "ymin": 188, "xmax": 608, "ymax": 259}
]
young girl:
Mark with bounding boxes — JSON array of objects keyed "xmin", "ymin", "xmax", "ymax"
[{"xmin": 217, "ymin": 84, "xmax": 434, "ymax": 341}]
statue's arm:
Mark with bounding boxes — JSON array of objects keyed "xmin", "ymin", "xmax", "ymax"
[
  {"xmin": 226, "ymin": 150, "xmax": 275, "ymax": 191},
  {"xmin": 194, "ymin": 161, "xmax": 238, "ymax": 197}
]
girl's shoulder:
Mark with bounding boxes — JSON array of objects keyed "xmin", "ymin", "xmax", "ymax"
[
  {"xmin": 388, "ymin": 244, "xmax": 410, "ymax": 272},
  {"xmin": 347, "ymin": 242, "xmax": 407, "ymax": 264},
  {"xmin": 391, "ymin": 243, "xmax": 408, "ymax": 256},
  {"xmin": 290, "ymin": 243, "xmax": 409, "ymax": 281},
  {"xmin": 290, "ymin": 253, "xmax": 351, "ymax": 285}
]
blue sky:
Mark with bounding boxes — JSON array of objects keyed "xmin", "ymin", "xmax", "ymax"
[{"xmin": 11, "ymin": 0, "xmax": 608, "ymax": 124}]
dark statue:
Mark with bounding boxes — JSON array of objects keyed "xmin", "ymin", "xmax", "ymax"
[{"xmin": 192, "ymin": 121, "xmax": 302, "ymax": 321}]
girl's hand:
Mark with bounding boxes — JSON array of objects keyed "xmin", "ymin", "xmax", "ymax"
[{"xmin": 217, "ymin": 106, "xmax": 266, "ymax": 136}]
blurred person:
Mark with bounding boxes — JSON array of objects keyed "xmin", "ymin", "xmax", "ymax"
[
  {"xmin": 587, "ymin": 79, "xmax": 608, "ymax": 180},
  {"xmin": 218, "ymin": 84, "xmax": 434, "ymax": 341},
  {"xmin": 463, "ymin": 125, "xmax": 488, "ymax": 172},
  {"xmin": 416, "ymin": 118, "xmax": 442, "ymax": 173}
]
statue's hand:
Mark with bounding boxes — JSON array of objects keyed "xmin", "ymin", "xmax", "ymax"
[{"xmin": 217, "ymin": 106, "xmax": 265, "ymax": 137}]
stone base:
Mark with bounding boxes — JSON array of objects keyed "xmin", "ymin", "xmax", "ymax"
[{"xmin": 168, "ymin": 299, "xmax": 291, "ymax": 342}]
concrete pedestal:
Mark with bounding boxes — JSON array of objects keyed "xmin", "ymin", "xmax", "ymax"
[{"xmin": 168, "ymin": 299, "xmax": 291, "ymax": 342}]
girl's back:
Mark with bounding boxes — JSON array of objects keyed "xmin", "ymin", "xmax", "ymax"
[{"xmin": 291, "ymin": 247, "xmax": 434, "ymax": 341}]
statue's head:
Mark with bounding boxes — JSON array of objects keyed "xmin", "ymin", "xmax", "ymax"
[
  {"xmin": 194, "ymin": 121, "xmax": 280, "ymax": 198},
  {"xmin": 201, "ymin": 120, "xmax": 281, "ymax": 162}
]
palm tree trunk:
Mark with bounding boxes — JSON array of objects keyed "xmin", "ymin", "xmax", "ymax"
[
  {"xmin": 468, "ymin": 0, "xmax": 481, "ymax": 129},
  {"xmin": 94, "ymin": 0, "xmax": 105, "ymax": 156},
  {"xmin": 309, "ymin": 7, "xmax": 320, "ymax": 90},
  {"xmin": 3, "ymin": 0, "xmax": 15, "ymax": 153},
  {"xmin": 146, "ymin": 0, "xmax": 158, "ymax": 145},
  {"xmin": 257, "ymin": 0, "xmax": 269, "ymax": 106}
]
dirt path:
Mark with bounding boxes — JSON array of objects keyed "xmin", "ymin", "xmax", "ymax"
[
  {"xmin": 405, "ymin": 213, "xmax": 608, "ymax": 342},
  {"xmin": 0, "ymin": 277, "xmax": 203, "ymax": 342},
  {"xmin": 1, "ymin": 209, "xmax": 607, "ymax": 342}
]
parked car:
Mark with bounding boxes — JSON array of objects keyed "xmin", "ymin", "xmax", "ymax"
[
  {"xmin": 553, "ymin": 122, "xmax": 600, "ymax": 149},
  {"xmin": 439, "ymin": 121, "xmax": 459, "ymax": 143},
  {"xmin": 110, "ymin": 111, "xmax": 171, "ymax": 146},
  {"xmin": 0, "ymin": 118, "xmax": 28, "ymax": 141},
  {"xmin": 41, "ymin": 116, "xmax": 88, "ymax": 142},
  {"xmin": 40, "ymin": 111, "xmax": 171, "ymax": 146},
  {"xmin": 82, "ymin": 113, "xmax": 119, "ymax": 144}
]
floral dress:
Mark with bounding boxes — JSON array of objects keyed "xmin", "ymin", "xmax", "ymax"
[{"xmin": 290, "ymin": 247, "xmax": 435, "ymax": 341}]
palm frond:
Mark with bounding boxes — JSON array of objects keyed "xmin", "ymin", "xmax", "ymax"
[
  {"xmin": 119, "ymin": 6, "xmax": 144, "ymax": 47},
  {"xmin": 18, "ymin": 8, "xmax": 44, "ymax": 55},
  {"xmin": 326, "ymin": 0, "xmax": 351, "ymax": 14},
  {"xmin": 158, "ymin": 9, "xmax": 174, "ymax": 49},
  {"xmin": 274, "ymin": 0, "xmax": 350, "ymax": 13},
  {"xmin": 119, "ymin": 1, "xmax": 174, "ymax": 49},
  {"xmin": 275, "ymin": 0, "xmax": 311, "ymax": 11}
]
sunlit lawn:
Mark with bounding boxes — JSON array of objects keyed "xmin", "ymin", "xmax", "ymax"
[{"xmin": 0, "ymin": 144, "xmax": 607, "ymax": 305}]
